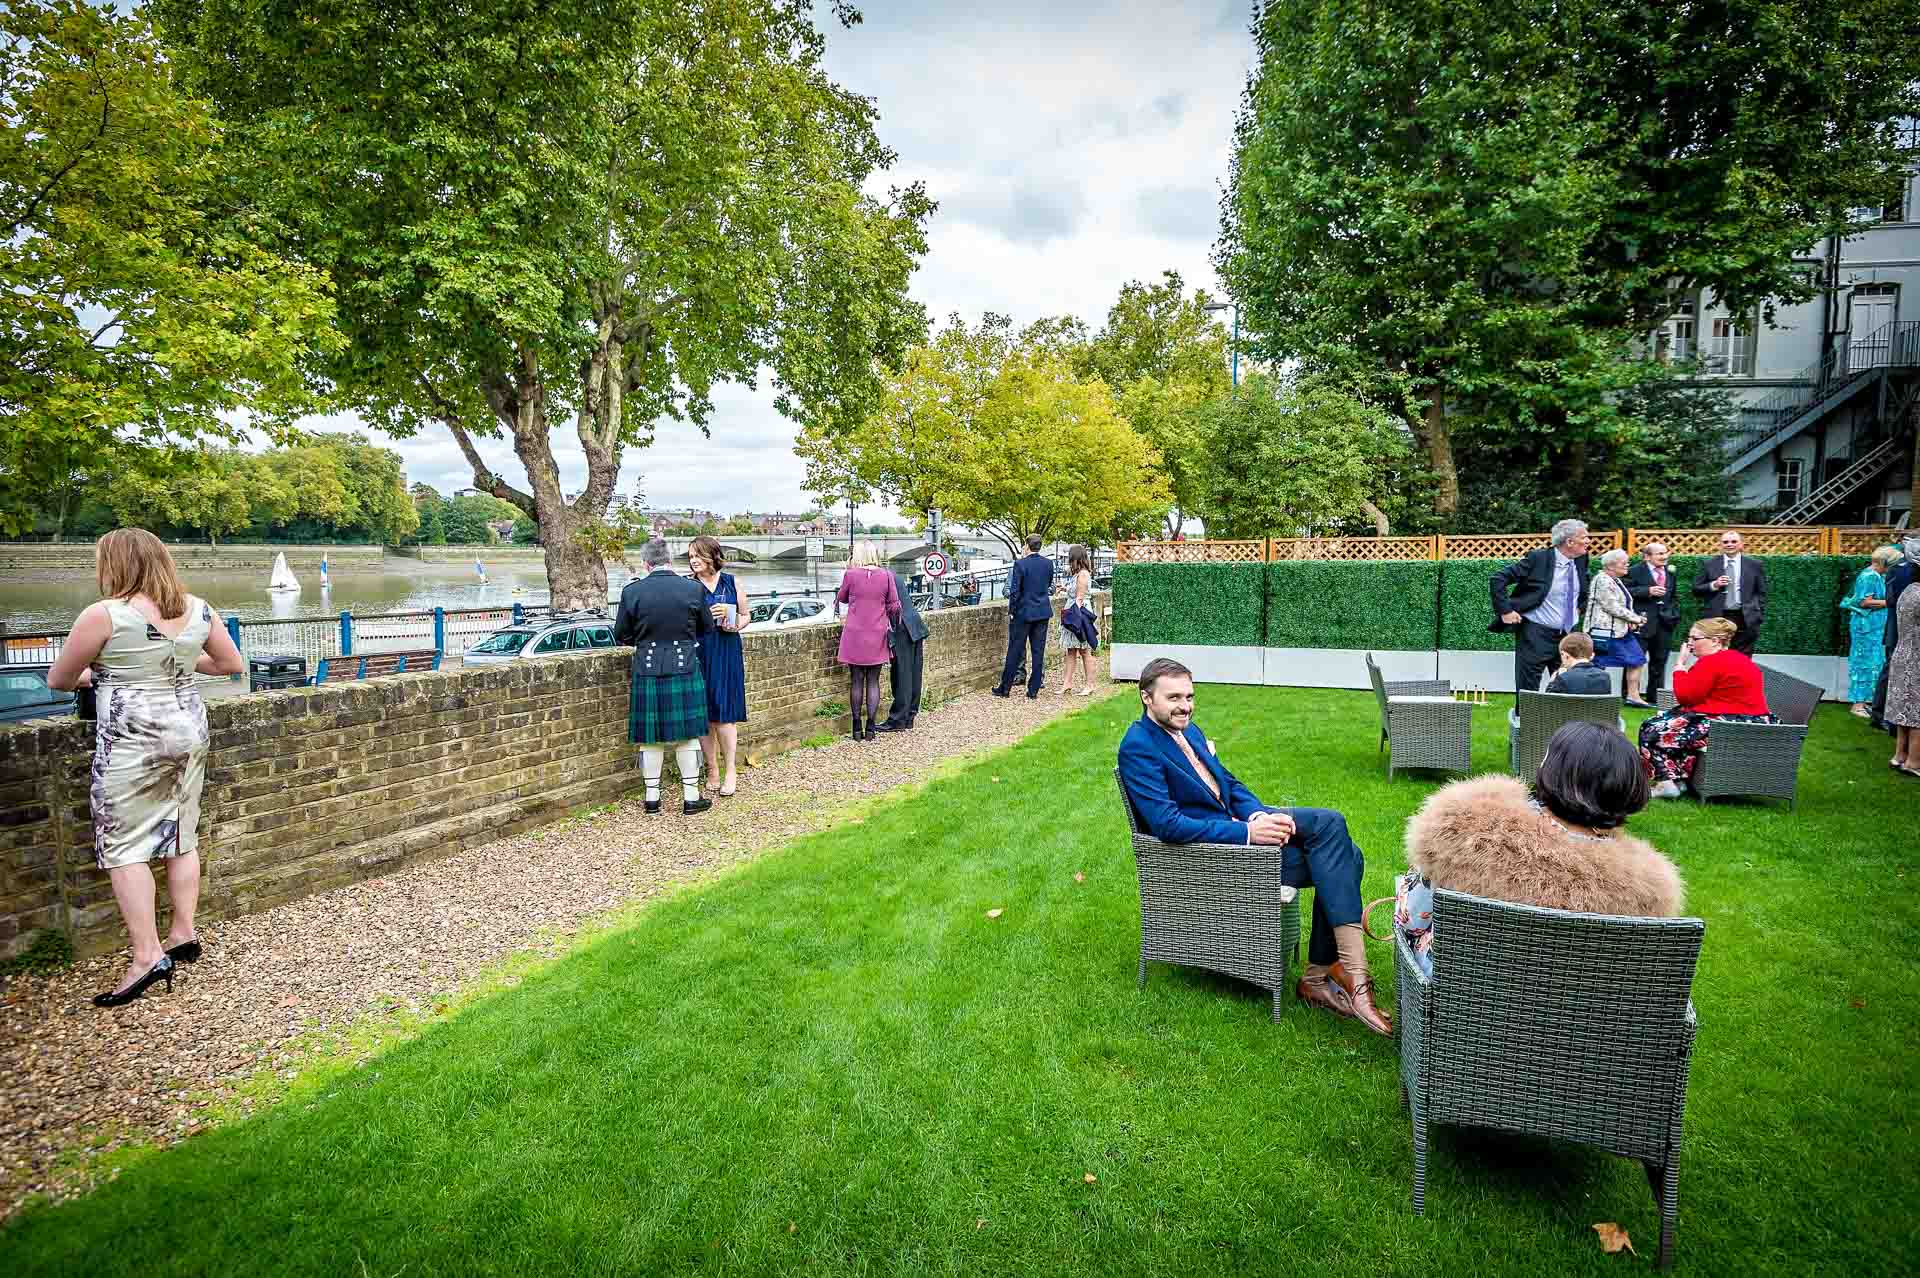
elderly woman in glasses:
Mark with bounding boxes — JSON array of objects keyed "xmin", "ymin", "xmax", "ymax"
[
  {"xmin": 1583, "ymin": 547, "xmax": 1652, "ymax": 706},
  {"xmin": 1636, "ymin": 617, "xmax": 1775, "ymax": 799}
]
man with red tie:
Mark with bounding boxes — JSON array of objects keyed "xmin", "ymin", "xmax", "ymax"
[{"xmin": 1627, "ymin": 541, "xmax": 1683, "ymax": 697}]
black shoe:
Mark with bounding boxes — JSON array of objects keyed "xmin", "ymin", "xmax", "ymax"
[
  {"xmin": 165, "ymin": 939, "xmax": 202, "ymax": 964},
  {"xmin": 644, "ymin": 798, "xmax": 662, "ymax": 814},
  {"xmin": 93, "ymin": 956, "xmax": 174, "ymax": 1008},
  {"xmin": 863, "ymin": 725, "xmax": 877, "ymax": 741},
  {"xmin": 991, "ymin": 687, "xmax": 1010, "ymax": 698},
  {"xmin": 1026, "ymin": 691, "xmax": 1040, "ymax": 700},
  {"xmin": 850, "ymin": 718, "xmax": 865, "ymax": 740},
  {"xmin": 877, "ymin": 721, "xmax": 905, "ymax": 732},
  {"xmin": 683, "ymin": 797, "xmax": 714, "ymax": 815}
]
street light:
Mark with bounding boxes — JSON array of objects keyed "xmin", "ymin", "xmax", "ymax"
[{"xmin": 1203, "ymin": 300, "xmax": 1239, "ymax": 393}]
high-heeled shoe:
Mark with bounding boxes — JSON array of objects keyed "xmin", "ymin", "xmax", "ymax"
[
  {"xmin": 165, "ymin": 938, "xmax": 202, "ymax": 964},
  {"xmin": 93, "ymin": 956, "xmax": 174, "ymax": 1008}
]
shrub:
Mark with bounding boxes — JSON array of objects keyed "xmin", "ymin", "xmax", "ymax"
[
  {"xmin": 1265, "ymin": 561, "xmax": 1439, "ymax": 649},
  {"xmin": 1111, "ymin": 563, "xmax": 1266, "ymax": 646},
  {"xmin": 1437, "ymin": 559, "xmax": 1511, "ymax": 651}
]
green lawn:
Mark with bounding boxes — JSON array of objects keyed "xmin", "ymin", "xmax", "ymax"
[{"xmin": 6, "ymin": 687, "xmax": 1914, "ymax": 1275}]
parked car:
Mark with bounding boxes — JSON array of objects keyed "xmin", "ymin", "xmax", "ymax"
[
  {"xmin": 743, "ymin": 597, "xmax": 834, "ymax": 633},
  {"xmin": 0, "ymin": 664, "xmax": 77, "ymax": 722},
  {"xmin": 462, "ymin": 615, "xmax": 618, "ymax": 665}
]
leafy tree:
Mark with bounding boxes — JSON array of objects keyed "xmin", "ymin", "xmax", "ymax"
[
  {"xmin": 1218, "ymin": 0, "xmax": 1920, "ymax": 524},
  {"xmin": 442, "ymin": 495, "xmax": 507, "ymax": 545},
  {"xmin": 1194, "ymin": 374, "xmax": 1409, "ymax": 540},
  {"xmin": 801, "ymin": 314, "xmax": 1170, "ymax": 556},
  {"xmin": 102, "ymin": 449, "xmax": 251, "ymax": 544},
  {"xmin": 1117, "ymin": 377, "xmax": 1215, "ymax": 539},
  {"xmin": 0, "ymin": 0, "xmax": 337, "ymax": 535},
  {"xmin": 1081, "ymin": 271, "xmax": 1230, "ymax": 397},
  {"xmin": 156, "ymin": 0, "xmax": 931, "ymax": 609},
  {"xmin": 415, "ymin": 498, "xmax": 447, "ymax": 546},
  {"xmin": 724, "ymin": 516, "xmax": 756, "ymax": 535},
  {"xmin": 510, "ymin": 515, "xmax": 540, "ymax": 546}
]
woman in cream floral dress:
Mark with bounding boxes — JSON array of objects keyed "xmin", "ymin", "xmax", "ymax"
[{"xmin": 48, "ymin": 530, "xmax": 244, "ymax": 1006}]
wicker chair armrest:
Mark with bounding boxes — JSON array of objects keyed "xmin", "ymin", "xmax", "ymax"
[
  {"xmin": 1387, "ymin": 698, "xmax": 1474, "ymax": 726},
  {"xmin": 1130, "ymin": 834, "xmax": 1300, "ymax": 904},
  {"xmin": 1393, "ymin": 925, "xmax": 1434, "ymax": 989},
  {"xmin": 1385, "ymin": 679, "xmax": 1451, "ymax": 697},
  {"xmin": 1708, "ymin": 718, "xmax": 1809, "ymax": 743},
  {"xmin": 1656, "ymin": 689, "xmax": 1677, "ymax": 710}
]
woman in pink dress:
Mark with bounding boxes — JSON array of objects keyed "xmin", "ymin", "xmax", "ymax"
[{"xmin": 835, "ymin": 540, "xmax": 902, "ymax": 741}]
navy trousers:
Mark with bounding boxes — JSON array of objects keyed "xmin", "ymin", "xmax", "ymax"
[
  {"xmin": 1277, "ymin": 806, "xmax": 1365, "ymax": 966},
  {"xmin": 997, "ymin": 618, "xmax": 1047, "ymax": 696}
]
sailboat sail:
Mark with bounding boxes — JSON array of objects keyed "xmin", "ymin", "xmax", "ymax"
[
  {"xmin": 319, "ymin": 553, "xmax": 330, "ymax": 589},
  {"xmin": 268, "ymin": 551, "xmax": 300, "ymax": 593},
  {"xmin": 474, "ymin": 556, "xmax": 487, "ymax": 583}
]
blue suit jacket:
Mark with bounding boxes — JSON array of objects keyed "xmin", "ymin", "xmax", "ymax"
[
  {"xmin": 1117, "ymin": 712, "xmax": 1272, "ymax": 845},
  {"xmin": 1007, "ymin": 554, "xmax": 1055, "ymax": 622}
]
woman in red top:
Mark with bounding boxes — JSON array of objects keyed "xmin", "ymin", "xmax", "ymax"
[{"xmin": 1636, "ymin": 617, "xmax": 1775, "ymax": 798}]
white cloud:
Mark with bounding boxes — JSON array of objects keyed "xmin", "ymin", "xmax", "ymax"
[{"xmin": 286, "ymin": 1, "xmax": 1256, "ymax": 521}]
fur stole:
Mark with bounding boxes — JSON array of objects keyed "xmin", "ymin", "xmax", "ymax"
[{"xmin": 1403, "ymin": 775, "xmax": 1685, "ymax": 917}]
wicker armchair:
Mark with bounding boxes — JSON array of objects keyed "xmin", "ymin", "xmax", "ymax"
[
  {"xmin": 1652, "ymin": 663, "xmax": 1821, "ymax": 809},
  {"xmin": 1395, "ymin": 889, "xmax": 1704, "ymax": 1269},
  {"xmin": 1508, "ymin": 690, "xmax": 1625, "ymax": 778},
  {"xmin": 1366, "ymin": 653, "xmax": 1472, "ymax": 780},
  {"xmin": 1113, "ymin": 769, "xmax": 1301, "ymax": 1021}
]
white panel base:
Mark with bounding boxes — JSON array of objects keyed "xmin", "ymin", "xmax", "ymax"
[
  {"xmin": 1753, "ymin": 654, "xmax": 1849, "ymax": 701},
  {"xmin": 1262, "ymin": 648, "xmax": 1434, "ymax": 688},
  {"xmin": 1437, "ymin": 650, "xmax": 1518, "ymax": 695},
  {"xmin": 1109, "ymin": 642, "xmax": 1264, "ymax": 685}
]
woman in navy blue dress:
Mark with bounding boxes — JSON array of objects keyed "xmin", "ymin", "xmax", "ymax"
[{"xmin": 689, "ymin": 535, "xmax": 749, "ymax": 797}]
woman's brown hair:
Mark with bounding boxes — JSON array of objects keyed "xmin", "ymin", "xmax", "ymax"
[
  {"xmin": 1068, "ymin": 543, "xmax": 1092, "ymax": 575},
  {"xmin": 1692, "ymin": 617, "xmax": 1738, "ymax": 646},
  {"xmin": 688, "ymin": 535, "xmax": 725, "ymax": 572},
  {"xmin": 95, "ymin": 529, "xmax": 188, "ymax": 619}
]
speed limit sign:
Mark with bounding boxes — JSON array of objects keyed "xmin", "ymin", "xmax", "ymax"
[{"xmin": 922, "ymin": 550, "xmax": 950, "ymax": 578}]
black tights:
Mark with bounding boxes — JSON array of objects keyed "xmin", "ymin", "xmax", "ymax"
[{"xmin": 849, "ymin": 665, "xmax": 884, "ymax": 721}]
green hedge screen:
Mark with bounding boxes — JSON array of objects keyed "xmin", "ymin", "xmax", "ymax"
[
  {"xmin": 1110, "ymin": 563, "xmax": 1266, "ymax": 646},
  {"xmin": 1264, "ymin": 561, "xmax": 1440, "ymax": 650}
]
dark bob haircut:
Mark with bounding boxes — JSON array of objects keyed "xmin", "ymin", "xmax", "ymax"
[{"xmin": 1531, "ymin": 720, "xmax": 1649, "ymax": 830}]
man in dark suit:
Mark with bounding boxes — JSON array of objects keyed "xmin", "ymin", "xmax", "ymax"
[
  {"xmin": 878, "ymin": 574, "xmax": 929, "ymax": 732},
  {"xmin": 1626, "ymin": 540, "xmax": 1683, "ymax": 695},
  {"xmin": 1692, "ymin": 529, "xmax": 1766, "ymax": 655},
  {"xmin": 1488, "ymin": 519, "xmax": 1592, "ymax": 706},
  {"xmin": 1117, "ymin": 656, "xmax": 1388, "ymax": 1036},
  {"xmin": 993, "ymin": 533, "xmax": 1055, "ymax": 699}
]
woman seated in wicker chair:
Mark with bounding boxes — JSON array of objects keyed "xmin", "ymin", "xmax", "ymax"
[
  {"xmin": 1636, "ymin": 616, "xmax": 1775, "ymax": 799},
  {"xmin": 1391, "ymin": 721, "xmax": 1683, "ymax": 975}
]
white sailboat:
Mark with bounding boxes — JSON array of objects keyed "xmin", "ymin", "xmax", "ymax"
[{"xmin": 267, "ymin": 551, "xmax": 301, "ymax": 594}]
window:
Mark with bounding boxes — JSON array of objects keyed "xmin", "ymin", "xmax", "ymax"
[
  {"xmin": 1775, "ymin": 458, "xmax": 1806, "ymax": 507},
  {"xmin": 1708, "ymin": 317, "xmax": 1754, "ymax": 376},
  {"xmin": 469, "ymin": 630, "xmax": 531, "ymax": 655},
  {"xmin": 749, "ymin": 602, "xmax": 781, "ymax": 625},
  {"xmin": 583, "ymin": 626, "xmax": 614, "ymax": 647},
  {"xmin": 531, "ymin": 631, "xmax": 570, "ymax": 655},
  {"xmin": 801, "ymin": 600, "xmax": 825, "ymax": 617}
]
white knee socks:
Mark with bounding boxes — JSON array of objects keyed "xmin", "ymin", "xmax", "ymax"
[
  {"xmin": 674, "ymin": 742, "xmax": 702, "ymax": 803},
  {"xmin": 641, "ymin": 748, "xmax": 664, "ymax": 802}
]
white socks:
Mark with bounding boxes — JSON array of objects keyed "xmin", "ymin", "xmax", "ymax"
[
  {"xmin": 641, "ymin": 748, "xmax": 664, "ymax": 802},
  {"xmin": 674, "ymin": 743, "xmax": 702, "ymax": 803}
]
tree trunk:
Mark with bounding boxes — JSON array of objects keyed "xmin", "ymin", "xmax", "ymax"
[
  {"xmin": 539, "ymin": 502, "xmax": 607, "ymax": 612},
  {"xmin": 1418, "ymin": 392, "xmax": 1458, "ymax": 517},
  {"xmin": 1360, "ymin": 498, "xmax": 1390, "ymax": 536}
]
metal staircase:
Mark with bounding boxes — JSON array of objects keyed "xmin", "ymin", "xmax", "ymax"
[
  {"xmin": 1725, "ymin": 320, "xmax": 1920, "ymax": 477},
  {"xmin": 1770, "ymin": 433, "xmax": 1908, "ymax": 524}
]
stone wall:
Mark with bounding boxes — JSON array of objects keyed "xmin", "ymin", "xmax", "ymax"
[
  {"xmin": 0, "ymin": 593, "xmax": 1107, "ymax": 958},
  {"xmin": 0, "ymin": 542, "xmax": 387, "ymax": 577}
]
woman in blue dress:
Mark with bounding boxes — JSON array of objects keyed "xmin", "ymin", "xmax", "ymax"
[
  {"xmin": 689, "ymin": 535, "xmax": 749, "ymax": 796},
  {"xmin": 1841, "ymin": 546, "xmax": 1898, "ymax": 716}
]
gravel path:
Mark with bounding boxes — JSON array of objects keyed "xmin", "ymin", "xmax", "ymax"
[{"xmin": 0, "ymin": 683, "xmax": 1125, "ymax": 1218}]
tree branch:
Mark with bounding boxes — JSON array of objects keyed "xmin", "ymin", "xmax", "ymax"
[
  {"xmin": 3, "ymin": 68, "xmax": 110, "ymax": 239},
  {"xmin": 415, "ymin": 370, "xmax": 538, "ymax": 516}
]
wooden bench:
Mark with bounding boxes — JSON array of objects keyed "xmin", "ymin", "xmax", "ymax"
[{"xmin": 309, "ymin": 649, "xmax": 443, "ymax": 684}]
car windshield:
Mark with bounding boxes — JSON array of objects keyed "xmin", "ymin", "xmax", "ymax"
[
  {"xmin": 469, "ymin": 630, "xmax": 533, "ymax": 654},
  {"xmin": 0, "ymin": 671, "xmax": 55, "ymax": 710},
  {"xmin": 750, "ymin": 602, "xmax": 781, "ymax": 623}
]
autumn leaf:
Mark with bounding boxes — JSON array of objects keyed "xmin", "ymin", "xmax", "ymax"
[
  {"xmin": 975, "ymin": 1218, "xmax": 986, "ymax": 1230},
  {"xmin": 986, "ymin": 908, "xmax": 1004, "ymax": 919},
  {"xmin": 788, "ymin": 1221, "xmax": 797, "ymax": 1235},
  {"xmin": 1592, "ymin": 1223, "xmax": 1635, "ymax": 1255},
  {"xmin": 991, "ymin": 776, "xmax": 1001, "ymax": 783},
  {"xmin": 1073, "ymin": 872, "xmax": 1086, "ymax": 883},
  {"xmin": 1083, "ymin": 1173, "xmax": 1098, "ymax": 1184}
]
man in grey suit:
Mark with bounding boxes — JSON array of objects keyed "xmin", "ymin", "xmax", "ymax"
[
  {"xmin": 879, "ymin": 574, "xmax": 929, "ymax": 732},
  {"xmin": 1692, "ymin": 529, "xmax": 1766, "ymax": 655}
]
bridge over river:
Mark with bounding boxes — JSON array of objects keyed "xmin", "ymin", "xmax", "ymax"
[{"xmin": 658, "ymin": 533, "xmax": 1021, "ymax": 564}]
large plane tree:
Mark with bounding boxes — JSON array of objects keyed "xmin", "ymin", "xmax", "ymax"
[{"xmin": 155, "ymin": 0, "xmax": 930, "ymax": 605}]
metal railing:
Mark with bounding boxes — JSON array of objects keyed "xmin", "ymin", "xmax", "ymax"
[{"xmin": 1726, "ymin": 319, "xmax": 1920, "ymax": 462}]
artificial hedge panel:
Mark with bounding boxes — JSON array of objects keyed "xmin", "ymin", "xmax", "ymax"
[
  {"xmin": 1436, "ymin": 559, "xmax": 1513, "ymax": 652},
  {"xmin": 1110, "ymin": 563, "xmax": 1267, "ymax": 647},
  {"xmin": 1264, "ymin": 561, "xmax": 1440, "ymax": 650}
]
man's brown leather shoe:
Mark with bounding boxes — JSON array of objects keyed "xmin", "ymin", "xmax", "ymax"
[
  {"xmin": 1295, "ymin": 973, "xmax": 1356, "ymax": 1019},
  {"xmin": 1329, "ymin": 960, "xmax": 1393, "ymax": 1036}
]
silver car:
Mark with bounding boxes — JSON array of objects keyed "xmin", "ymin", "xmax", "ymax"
[
  {"xmin": 462, "ymin": 616, "xmax": 618, "ymax": 664},
  {"xmin": 743, "ymin": 597, "xmax": 834, "ymax": 633}
]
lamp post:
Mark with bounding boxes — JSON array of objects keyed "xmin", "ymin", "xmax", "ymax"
[{"xmin": 1203, "ymin": 300, "xmax": 1239, "ymax": 393}]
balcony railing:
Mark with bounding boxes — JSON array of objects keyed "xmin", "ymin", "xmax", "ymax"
[{"xmin": 1726, "ymin": 319, "xmax": 1920, "ymax": 461}]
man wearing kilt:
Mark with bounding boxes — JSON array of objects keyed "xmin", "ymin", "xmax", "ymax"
[{"xmin": 614, "ymin": 539, "xmax": 714, "ymax": 815}]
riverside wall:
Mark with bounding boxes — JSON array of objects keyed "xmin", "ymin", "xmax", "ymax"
[
  {"xmin": 0, "ymin": 542, "xmax": 387, "ymax": 578},
  {"xmin": 0, "ymin": 593, "xmax": 1107, "ymax": 958}
]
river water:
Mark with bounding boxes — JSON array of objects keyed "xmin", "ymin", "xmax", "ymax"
[{"xmin": 0, "ymin": 561, "xmax": 858, "ymax": 634}]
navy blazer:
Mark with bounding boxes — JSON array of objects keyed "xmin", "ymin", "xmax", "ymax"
[
  {"xmin": 890, "ymin": 573, "xmax": 929, "ymax": 644},
  {"xmin": 1117, "ymin": 712, "xmax": 1273, "ymax": 846},
  {"xmin": 1007, "ymin": 553, "xmax": 1055, "ymax": 622}
]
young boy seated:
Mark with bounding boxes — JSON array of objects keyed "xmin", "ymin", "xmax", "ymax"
[{"xmin": 1544, "ymin": 631, "xmax": 1612, "ymax": 695}]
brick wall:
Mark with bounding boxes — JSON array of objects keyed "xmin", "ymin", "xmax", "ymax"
[{"xmin": 0, "ymin": 593, "xmax": 1107, "ymax": 958}]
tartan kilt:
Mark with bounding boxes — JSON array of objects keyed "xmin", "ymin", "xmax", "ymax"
[{"xmin": 629, "ymin": 668, "xmax": 710, "ymax": 744}]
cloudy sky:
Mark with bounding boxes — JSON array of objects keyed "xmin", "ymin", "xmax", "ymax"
[{"xmin": 371, "ymin": 1, "xmax": 1257, "ymax": 519}]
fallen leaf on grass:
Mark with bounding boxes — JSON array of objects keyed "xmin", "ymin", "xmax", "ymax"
[
  {"xmin": 1083, "ymin": 1173, "xmax": 1097, "ymax": 1184},
  {"xmin": 991, "ymin": 776, "xmax": 1001, "ymax": 783},
  {"xmin": 1591, "ymin": 1223, "xmax": 1635, "ymax": 1255},
  {"xmin": 985, "ymin": 908, "xmax": 1004, "ymax": 919},
  {"xmin": 788, "ymin": 1221, "xmax": 797, "ymax": 1234},
  {"xmin": 1073, "ymin": 872, "xmax": 1085, "ymax": 883}
]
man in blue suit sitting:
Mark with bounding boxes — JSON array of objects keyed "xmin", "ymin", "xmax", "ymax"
[
  {"xmin": 1116, "ymin": 656, "xmax": 1390, "ymax": 1035},
  {"xmin": 993, "ymin": 533, "xmax": 1056, "ymax": 699}
]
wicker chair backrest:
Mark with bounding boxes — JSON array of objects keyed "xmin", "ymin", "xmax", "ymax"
[
  {"xmin": 1756, "ymin": 664, "xmax": 1823, "ymax": 726},
  {"xmin": 1512, "ymin": 690, "xmax": 1622, "ymax": 779},
  {"xmin": 1366, "ymin": 652, "xmax": 1391, "ymax": 733},
  {"xmin": 1112, "ymin": 768, "xmax": 1145, "ymax": 837},
  {"xmin": 1425, "ymin": 888, "xmax": 1703, "ymax": 1143}
]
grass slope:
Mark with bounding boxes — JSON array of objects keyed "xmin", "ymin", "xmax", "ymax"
[{"xmin": 5, "ymin": 689, "xmax": 1914, "ymax": 1275}]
